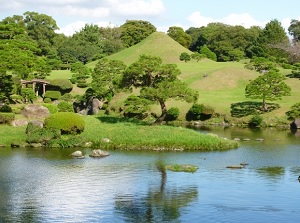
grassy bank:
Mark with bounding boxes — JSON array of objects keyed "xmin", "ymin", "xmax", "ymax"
[{"xmin": 0, "ymin": 115, "xmax": 238, "ymax": 150}]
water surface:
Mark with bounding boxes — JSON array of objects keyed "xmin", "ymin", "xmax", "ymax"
[{"xmin": 0, "ymin": 127, "xmax": 300, "ymax": 222}]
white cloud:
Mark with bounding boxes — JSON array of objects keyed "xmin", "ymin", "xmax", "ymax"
[
  {"xmin": 61, "ymin": 5, "xmax": 110, "ymax": 18},
  {"xmin": 56, "ymin": 21, "xmax": 86, "ymax": 36},
  {"xmin": 109, "ymin": 0, "xmax": 165, "ymax": 16},
  {"xmin": 187, "ymin": 12, "xmax": 266, "ymax": 28},
  {"xmin": 0, "ymin": 0, "xmax": 23, "ymax": 11}
]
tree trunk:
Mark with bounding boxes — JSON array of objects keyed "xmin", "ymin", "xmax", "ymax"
[
  {"xmin": 262, "ymin": 99, "xmax": 268, "ymax": 112},
  {"xmin": 154, "ymin": 98, "xmax": 167, "ymax": 124}
]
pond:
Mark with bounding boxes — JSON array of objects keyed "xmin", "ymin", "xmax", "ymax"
[{"xmin": 0, "ymin": 127, "xmax": 300, "ymax": 223}]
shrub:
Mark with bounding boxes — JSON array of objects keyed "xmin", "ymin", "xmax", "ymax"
[
  {"xmin": 43, "ymin": 98, "xmax": 52, "ymax": 103},
  {"xmin": 186, "ymin": 104, "xmax": 214, "ymax": 121},
  {"xmin": 123, "ymin": 95, "xmax": 151, "ymax": 119},
  {"xmin": 26, "ymin": 122, "xmax": 61, "ymax": 144},
  {"xmin": 179, "ymin": 52, "xmax": 191, "ymax": 62},
  {"xmin": 248, "ymin": 114, "xmax": 263, "ymax": 128},
  {"xmin": 42, "ymin": 103, "xmax": 58, "ymax": 114},
  {"xmin": 77, "ymin": 79, "xmax": 89, "ymax": 88},
  {"xmin": 59, "ymin": 93, "xmax": 73, "ymax": 102},
  {"xmin": 286, "ymin": 102, "xmax": 300, "ymax": 120},
  {"xmin": 165, "ymin": 107, "xmax": 180, "ymax": 121},
  {"xmin": 57, "ymin": 101, "xmax": 74, "ymax": 112},
  {"xmin": 0, "ymin": 112, "xmax": 15, "ymax": 124},
  {"xmin": 44, "ymin": 112, "xmax": 85, "ymax": 134},
  {"xmin": 186, "ymin": 104, "xmax": 203, "ymax": 121},
  {"xmin": 44, "ymin": 91, "xmax": 61, "ymax": 100},
  {"xmin": 0, "ymin": 105, "xmax": 12, "ymax": 113},
  {"xmin": 49, "ymin": 79, "xmax": 73, "ymax": 94}
]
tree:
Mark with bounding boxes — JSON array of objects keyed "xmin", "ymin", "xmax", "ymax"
[
  {"xmin": 191, "ymin": 52, "xmax": 205, "ymax": 62},
  {"xmin": 0, "ymin": 72, "xmax": 13, "ymax": 103},
  {"xmin": 120, "ymin": 20, "xmax": 156, "ymax": 47},
  {"xmin": 245, "ymin": 71, "xmax": 291, "ymax": 111},
  {"xmin": 100, "ymin": 25, "xmax": 124, "ymax": 55},
  {"xmin": 167, "ymin": 26, "xmax": 192, "ymax": 48},
  {"xmin": 179, "ymin": 52, "xmax": 191, "ymax": 62},
  {"xmin": 288, "ymin": 19, "xmax": 300, "ymax": 42},
  {"xmin": 286, "ymin": 102, "xmax": 300, "ymax": 120},
  {"xmin": 23, "ymin": 11, "xmax": 59, "ymax": 56},
  {"xmin": 199, "ymin": 45, "xmax": 217, "ymax": 61},
  {"xmin": 90, "ymin": 58, "xmax": 126, "ymax": 101},
  {"xmin": 123, "ymin": 55, "xmax": 198, "ymax": 123}
]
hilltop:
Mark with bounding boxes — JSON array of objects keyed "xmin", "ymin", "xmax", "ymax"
[{"xmin": 87, "ymin": 32, "xmax": 192, "ymax": 67}]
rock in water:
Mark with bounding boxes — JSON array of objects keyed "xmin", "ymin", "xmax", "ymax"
[
  {"xmin": 89, "ymin": 149, "xmax": 110, "ymax": 158},
  {"xmin": 70, "ymin": 150, "xmax": 84, "ymax": 158}
]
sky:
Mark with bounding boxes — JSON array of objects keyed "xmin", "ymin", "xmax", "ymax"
[{"xmin": 1, "ymin": 0, "xmax": 300, "ymax": 36}]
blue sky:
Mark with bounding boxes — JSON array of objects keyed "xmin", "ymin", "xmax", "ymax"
[{"xmin": 1, "ymin": 0, "xmax": 300, "ymax": 36}]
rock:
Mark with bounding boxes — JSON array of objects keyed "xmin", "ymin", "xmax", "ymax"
[
  {"xmin": 92, "ymin": 98, "xmax": 104, "ymax": 115},
  {"xmin": 0, "ymin": 144, "xmax": 5, "ymax": 147},
  {"xmin": 70, "ymin": 150, "xmax": 84, "ymax": 158},
  {"xmin": 226, "ymin": 165, "xmax": 244, "ymax": 169},
  {"xmin": 255, "ymin": 138, "xmax": 264, "ymax": 141},
  {"xmin": 29, "ymin": 120, "xmax": 44, "ymax": 128},
  {"xmin": 290, "ymin": 118, "xmax": 300, "ymax": 129},
  {"xmin": 89, "ymin": 149, "xmax": 110, "ymax": 158},
  {"xmin": 30, "ymin": 143, "xmax": 43, "ymax": 148},
  {"xmin": 240, "ymin": 162, "xmax": 249, "ymax": 166},
  {"xmin": 243, "ymin": 138, "xmax": 251, "ymax": 141},
  {"xmin": 21, "ymin": 104, "xmax": 50, "ymax": 119},
  {"xmin": 11, "ymin": 119, "xmax": 28, "ymax": 127},
  {"xmin": 233, "ymin": 138, "xmax": 240, "ymax": 141},
  {"xmin": 102, "ymin": 138, "xmax": 111, "ymax": 143}
]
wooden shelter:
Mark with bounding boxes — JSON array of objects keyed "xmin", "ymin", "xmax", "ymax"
[{"xmin": 21, "ymin": 79, "xmax": 50, "ymax": 96}]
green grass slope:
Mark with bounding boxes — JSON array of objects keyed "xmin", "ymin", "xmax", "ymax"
[{"xmin": 87, "ymin": 32, "xmax": 192, "ymax": 67}]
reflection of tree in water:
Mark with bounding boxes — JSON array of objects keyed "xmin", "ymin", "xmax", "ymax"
[
  {"xmin": 256, "ymin": 166, "xmax": 285, "ymax": 179},
  {"xmin": 115, "ymin": 160, "xmax": 198, "ymax": 222}
]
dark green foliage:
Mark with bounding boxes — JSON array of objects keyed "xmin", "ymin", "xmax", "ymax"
[
  {"xmin": 42, "ymin": 103, "xmax": 58, "ymax": 114},
  {"xmin": 191, "ymin": 53, "xmax": 205, "ymax": 62},
  {"xmin": 200, "ymin": 45, "xmax": 217, "ymax": 61},
  {"xmin": 120, "ymin": 20, "xmax": 156, "ymax": 47},
  {"xmin": 123, "ymin": 95, "xmax": 151, "ymax": 119},
  {"xmin": 0, "ymin": 112, "xmax": 15, "ymax": 124},
  {"xmin": 44, "ymin": 90, "xmax": 61, "ymax": 100},
  {"xmin": 186, "ymin": 104, "xmax": 214, "ymax": 121},
  {"xmin": 248, "ymin": 115, "xmax": 263, "ymax": 127},
  {"xmin": 288, "ymin": 19, "xmax": 300, "ymax": 42},
  {"xmin": 26, "ymin": 122, "xmax": 61, "ymax": 144},
  {"xmin": 165, "ymin": 107, "xmax": 180, "ymax": 121},
  {"xmin": 49, "ymin": 79, "xmax": 73, "ymax": 93},
  {"xmin": 0, "ymin": 72, "xmax": 14, "ymax": 103},
  {"xmin": 44, "ymin": 112, "xmax": 85, "ymax": 134},
  {"xmin": 57, "ymin": 101, "xmax": 74, "ymax": 112},
  {"xmin": 179, "ymin": 52, "xmax": 191, "ymax": 62},
  {"xmin": 286, "ymin": 102, "xmax": 300, "ymax": 120},
  {"xmin": 0, "ymin": 105, "xmax": 12, "ymax": 113},
  {"xmin": 48, "ymin": 135, "xmax": 84, "ymax": 148},
  {"xmin": 76, "ymin": 79, "xmax": 89, "ymax": 88},
  {"xmin": 167, "ymin": 26, "xmax": 192, "ymax": 48},
  {"xmin": 20, "ymin": 88, "xmax": 36, "ymax": 103}
]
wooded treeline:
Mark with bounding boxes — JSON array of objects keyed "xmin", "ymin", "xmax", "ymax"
[{"xmin": 1, "ymin": 11, "xmax": 300, "ymax": 78}]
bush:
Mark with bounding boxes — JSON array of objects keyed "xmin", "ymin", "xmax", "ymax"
[
  {"xmin": 44, "ymin": 91, "xmax": 61, "ymax": 100},
  {"xmin": 286, "ymin": 102, "xmax": 300, "ymax": 120},
  {"xmin": 42, "ymin": 103, "xmax": 58, "ymax": 114},
  {"xmin": 49, "ymin": 79, "xmax": 73, "ymax": 94},
  {"xmin": 77, "ymin": 79, "xmax": 89, "ymax": 88},
  {"xmin": 43, "ymin": 98, "xmax": 52, "ymax": 103},
  {"xmin": 57, "ymin": 101, "xmax": 74, "ymax": 112},
  {"xmin": 59, "ymin": 93, "xmax": 73, "ymax": 102},
  {"xmin": 248, "ymin": 115, "xmax": 263, "ymax": 128},
  {"xmin": 186, "ymin": 104, "xmax": 214, "ymax": 121},
  {"xmin": 0, "ymin": 105, "xmax": 12, "ymax": 113},
  {"xmin": 0, "ymin": 112, "xmax": 15, "ymax": 124},
  {"xmin": 26, "ymin": 122, "xmax": 61, "ymax": 144},
  {"xmin": 44, "ymin": 112, "xmax": 85, "ymax": 134},
  {"xmin": 165, "ymin": 107, "xmax": 180, "ymax": 121}
]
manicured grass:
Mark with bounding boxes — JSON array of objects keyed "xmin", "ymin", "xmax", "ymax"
[
  {"xmin": 0, "ymin": 125, "xmax": 26, "ymax": 145},
  {"xmin": 80, "ymin": 115, "xmax": 238, "ymax": 150}
]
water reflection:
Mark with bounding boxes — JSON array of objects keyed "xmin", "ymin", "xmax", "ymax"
[{"xmin": 115, "ymin": 159, "xmax": 198, "ymax": 222}]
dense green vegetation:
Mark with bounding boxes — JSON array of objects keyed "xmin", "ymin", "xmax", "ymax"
[{"xmin": 1, "ymin": 11, "xmax": 300, "ymax": 150}]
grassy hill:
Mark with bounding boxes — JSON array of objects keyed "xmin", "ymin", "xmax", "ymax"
[
  {"xmin": 74, "ymin": 32, "xmax": 300, "ymax": 124},
  {"xmin": 87, "ymin": 32, "xmax": 192, "ymax": 67}
]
